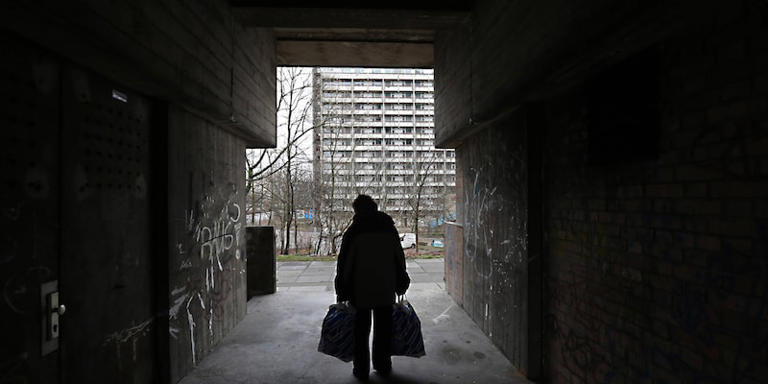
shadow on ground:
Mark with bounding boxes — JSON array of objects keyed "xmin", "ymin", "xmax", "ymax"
[{"xmin": 179, "ymin": 261, "xmax": 528, "ymax": 384}]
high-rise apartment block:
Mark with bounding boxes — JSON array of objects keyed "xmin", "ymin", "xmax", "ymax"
[{"xmin": 312, "ymin": 68, "xmax": 455, "ymax": 227}]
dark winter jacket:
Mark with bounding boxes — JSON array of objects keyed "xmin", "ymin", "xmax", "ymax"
[{"xmin": 335, "ymin": 211, "xmax": 410, "ymax": 307}]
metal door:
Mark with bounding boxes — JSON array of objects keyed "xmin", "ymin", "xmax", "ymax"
[{"xmin": 59, "ymin": 66, "xmax": 156, "ymax": 383}]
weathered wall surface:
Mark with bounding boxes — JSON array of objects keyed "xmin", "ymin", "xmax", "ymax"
[
  {"xmin": 455, "ymin": 110, "xmax": 530, "ymax": 373},
  {"xmin": 1, "ymin": 1, "xmax": 275, "ymax": 382},
  {"xmin": 1, "ymin": 32, "xmax": 162, "ymax": 383},
  {"xmin": 542, "ymin": 7, "xmax": 768, "ymax": 383},
  {"xmin": 1, "ymin": 0, "xmax": 276, "ymax": 147},
  {"xmin": 0, "ymin": 33, "xmax": 60, "ymax": 384},
  {"xmin": 444, "ymin": 222, "xmax": 464, "ymax": 305},
  {"xmin": 438, "ymin": 0, "xmax": 768, "ymax": 382},
  {"xmin": 434, "ymin": 0, "xmax": 716, "ymax": 148},
  {"xmin": 434, "ymin": 25, "xmax": 471, "ymax": 148},
  {"xmin": 167, "ymin": 107, "xmax": 248, "ymax": 382}
]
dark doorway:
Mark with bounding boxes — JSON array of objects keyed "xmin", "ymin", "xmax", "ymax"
[{"xmin": 0, "ymin": 32, "xmax": 164, "ymax": 383}]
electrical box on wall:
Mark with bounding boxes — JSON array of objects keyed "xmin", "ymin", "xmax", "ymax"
[{"xmin": 41, "ymin": 280, "xmax": 64, "ymax": 356}]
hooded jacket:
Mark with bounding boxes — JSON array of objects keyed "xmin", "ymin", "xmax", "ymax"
[{"xmin": 335, "ymin": 211, "xmax": 410, "ymax": 307}]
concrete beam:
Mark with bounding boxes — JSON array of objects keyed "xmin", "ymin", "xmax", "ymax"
[
  {"xmin": 433, "ymin": 0, "xmax": 717, "ymax": 148},
  {"xmin": 274, "ymin": 27, "xmax": 435, "ymax": 43},
  {"xmin": 277, "ymin": 40, "xmax": 433, "ymax": 68},
  {"xmin": 233, "ymin": 7, "xmax": 469, "ymax": 29},
  {"xmin": 1, "ymin": 1, "xmax": 276, "ymax": 147}
]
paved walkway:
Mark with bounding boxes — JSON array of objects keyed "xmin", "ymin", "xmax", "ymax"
[
  {"xmin": 277, "ymin": 259, "xmax": 446, "ymax": 292},
  {"xmin": 179, "ymin": 258, "xmax": 529, "ymax": 384}
]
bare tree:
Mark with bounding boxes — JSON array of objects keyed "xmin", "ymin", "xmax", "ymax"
[
  {"xmin": 246, "ymin": 67, "xmax": 315, "ymax": 254},
  {"xmin": 313, "ymin": 112, "xmax": 353, "ymax": 255},
  {"xmin": 405, "ymin": 152, "xmax": 444, "ymax": 253}
]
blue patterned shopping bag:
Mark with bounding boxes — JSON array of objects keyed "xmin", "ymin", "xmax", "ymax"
[
  {"xmin": 391, "ymin": 296, "xmax": 426, "ymax": 357},
  {"xmin": 318, "ymin": 302, "xmax": 356, "ymax": 362}
]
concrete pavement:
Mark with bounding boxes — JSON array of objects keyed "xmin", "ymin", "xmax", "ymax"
[
  {"xmin": 179, "ymin": 259, "xmax": 529, "ymax": 384},
  {"xmin": 276, "ymin": 259, "xmax": 446, "ymax": 292}
]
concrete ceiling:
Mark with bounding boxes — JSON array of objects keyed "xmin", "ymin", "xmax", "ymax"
[{"xmin": 231, "ymin": 1, "xmax": 472, "ymax": 67}]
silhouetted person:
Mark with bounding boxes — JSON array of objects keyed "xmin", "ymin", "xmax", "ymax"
[{"xmin": 335, "ymin": 194, "xmax": 410, "ymax": 380}]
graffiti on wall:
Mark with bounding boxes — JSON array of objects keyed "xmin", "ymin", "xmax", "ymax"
[
  {"xmin": 102, "ymin": 317, "xmax": 153, "ymax": 369},
  {"xmin": 169, "ymin": 184, "xmax": 245, "ymax": 370},
  {"xmin": 458, "ymin": 128, "xmax": 529, "ymax": 364}
]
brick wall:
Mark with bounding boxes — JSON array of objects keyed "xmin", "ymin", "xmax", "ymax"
[{"xmin": 543, "ymin": 5, "xmax": 768, "ymax": 382}]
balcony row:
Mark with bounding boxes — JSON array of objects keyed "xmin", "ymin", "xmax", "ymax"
[{"xmin": 319, "ymin": 181, "xmax": 456, "ymax": 188}]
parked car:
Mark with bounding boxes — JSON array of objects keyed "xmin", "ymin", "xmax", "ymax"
[
  {"xmin": 399, "ymin": 233, "xmax": 416, "ymax": 249},
  {"xmin": 431, "ymin": 239, "xmax": 444, "ymax": 248}
]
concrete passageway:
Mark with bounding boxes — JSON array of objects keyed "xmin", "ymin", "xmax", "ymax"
[
  {"xmin": 179, "ymin": 260, "xmax": 527, "ymax": 384},
  {"xmin": 2, "ymin": 1, "xmax": 767, "ymax": 383}
]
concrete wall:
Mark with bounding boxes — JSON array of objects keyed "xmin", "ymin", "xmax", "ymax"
[
  {"xmin": 1, "ymin": 0, "xmax": 276, "ymax": 147},
  {"xmin": 167, "ymin": 106, "xmax": 248, "ymax": 382},
  {"xmin": 0, "ymin": 1, "xmax": 276, "ymax": 382},
  {"xmin": 444, "ymin": 223, "xmax": 464, "ymax": 304},
  {"xmin": 454, "ymin": 110, "xmax": 531, "ymax": 372},
  {"xmin": 0, "ymin": 33, "xmax": 61, "ymax": 384},
  {"xmin": 542, "ymin": 8, "xmax": 768, "ymax": 383}
]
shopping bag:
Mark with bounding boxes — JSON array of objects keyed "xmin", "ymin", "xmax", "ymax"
[
  {"xmin": 391, "ymin": 295, "xmax": 426, "ymax": 357},
  {"xmin": 317, "ymin": 302, "xmax": 356, "ymax": 362}
]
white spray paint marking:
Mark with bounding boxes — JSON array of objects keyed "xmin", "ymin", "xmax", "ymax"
[
  {"xmin": 432, "ymin": 303, "xmax": 454, "ymax": 325},
  {"xmin": 186, "ymin": 296, "xmax": 197, "ymax": 365},
  {"xmin": 179, "ymin": 259, "xmax": 192, "ymax": 270},
  {"xmin": 103, "ymin": 317, "xmax": 153, "ymax": 365},
  {"xmin": 208, "ymin": 306, "xmax": 214, "ymax": 337},
  {"xmin": 235, "ymin": 223, "xmax": 243, "ymax": 246},
  {"xmin": 171, "ymin": 286, "xmax": 186, "ymax": 296},
  {"xmin": 169, "ymin": 327, "xmax": 180, "ymax": 339},
  {"xmin": 103, "ymin": 318, "xmax": 152, "ymax": 345},
  {"xmin": 169, "ymin": 292, "xmax": 189, "ymax": 319},
  {"xmin": 232, "ymin": 203, "xmax": 241, "ymax": 223},
  {"xmin": 199, "ymin": 201, "xmax": 241, "ymax": 265}
]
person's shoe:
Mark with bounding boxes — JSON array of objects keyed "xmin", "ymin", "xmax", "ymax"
[{"xmin": 352, "ymin": 368, "xmax": 369, "ymax": 381}]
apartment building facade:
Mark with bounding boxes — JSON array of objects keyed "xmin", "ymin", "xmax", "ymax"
[{"xmin": 312, "ymin": 67, "xmax": 455, "ymax": 228}]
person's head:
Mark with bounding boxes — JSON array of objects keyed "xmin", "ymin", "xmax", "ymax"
[{"xmin": 352, "ymin": 194, "xmax": 378, "ymax": 216}]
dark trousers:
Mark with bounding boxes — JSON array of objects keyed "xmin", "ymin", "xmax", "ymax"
[{"xmin": 353, "ymin": 305, "xmax": 392, "ymax": 373}]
